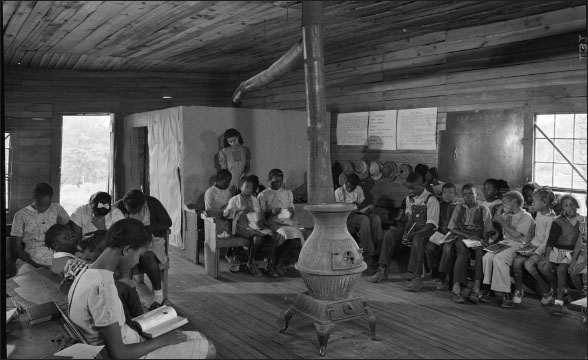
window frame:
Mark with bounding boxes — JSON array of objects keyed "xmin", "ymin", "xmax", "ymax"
[{"xmin": 5, "ymin": 132, "xmax": 12, "ymax": 213}]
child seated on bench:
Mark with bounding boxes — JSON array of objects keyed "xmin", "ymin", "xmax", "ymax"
[
  {"xmin": 224, "ymin": 177, "xmax": 279, "ymax": 277},
  {"xmin": 258, "ymin": 169, "xmax": 304, "ymax": 275},
  {"xmin": 204, "ymin": 169, "xmax": 233, "ymax": 238},
  {"xmin": 44, "ymin": 224, "xmax": 144, "ymax": 330}
]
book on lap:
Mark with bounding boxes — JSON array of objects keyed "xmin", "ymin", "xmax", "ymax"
[
  {"xmin": 132, "ymin": 305, "xmax": 188, "ymax": 339},
  {"xmin": 429, "ymin": 231, "xmax": 452, "ymax": 246},
  {"xmin": 484, "ymin": 243, "xmax": 512, "ymax": 254},
  {"xmin": 25, "ymin": 301, "xmax": 61, "ymax": 325},
  {"xmin": 516, "ymin": 244, "xmax": 538, "ymax": 256},
  {"xmin": 462, "ymin": 239, "xmax": 483, "ymax": 248}
]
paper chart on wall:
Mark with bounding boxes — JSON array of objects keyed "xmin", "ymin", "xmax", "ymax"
[
  {"xmin": 336, "ymin": 112, "xmax": 369, "ymax": 146},
  {"xmin": 397, "ymin": 107, "xmax": 438, "ymax": 150},
  {"xmin": 368, "ymin": 110, "xmax": 397, "ymax": 150}
]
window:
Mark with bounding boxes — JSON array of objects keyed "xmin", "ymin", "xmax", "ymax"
[
  {"xmin": 5, "ymin": 132, "xmax": 12, "ymax": 211},
  {"xmin": 534, "ymin": 113, "xmax": 587, "ymax": 214}
]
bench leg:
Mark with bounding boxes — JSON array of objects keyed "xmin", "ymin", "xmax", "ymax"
[
  {"xmin": 204, "ymin": 240, "xmax": 218, "ymax": 279},
  {"xmin": 161, "ymin": 269, "xmax": 168, "ymax": 300}
]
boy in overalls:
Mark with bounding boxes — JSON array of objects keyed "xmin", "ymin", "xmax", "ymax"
[{"xmin": 402, "ymin": 172, "xmax": 440, "ymax": 292}]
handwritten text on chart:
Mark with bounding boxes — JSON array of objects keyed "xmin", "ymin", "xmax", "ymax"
[
  {"xmin": 336, "ymin": 112, "xmax": 369, "ymax": 146},
  {"xmin": 368, "ymin": 110, "xmax": 397, "ymax": 150},
  {"xmin": 397, "ymin": 107, "xmax": 438, "ymax": 150}
]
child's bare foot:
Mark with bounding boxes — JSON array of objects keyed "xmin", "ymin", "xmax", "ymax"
[{"xmin": 247, "ymin": 262, "xmax": 262, "ymax": 276}]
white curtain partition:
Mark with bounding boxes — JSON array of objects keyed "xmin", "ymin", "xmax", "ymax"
[{"xmin": 146, "ymin": 107, "xmax": 183, "ymax": 248}]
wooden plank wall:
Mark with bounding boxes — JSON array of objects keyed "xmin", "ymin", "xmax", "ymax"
[
  {"xmin": 4, "ymin": 67, "xmax": 238, "ymax": 222},
  {"xmin": 240, "ymin": 6, "xmax": 587, "ymax": 211}
]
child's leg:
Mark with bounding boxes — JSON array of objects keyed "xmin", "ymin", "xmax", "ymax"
[
  {"xmin": 524, "ymin": 255, "xmax": 551, "ymax": 294},
  {"xmin": 555, "ymin": 263, "xmax": 569, "ymax": 301},
  {"xmin": 424, "ymin": 242, "xmax": 441, "ymax": 279},
  {"xmin": 512, "ymin": 255, "xmax": 527, "ymax": 292}
]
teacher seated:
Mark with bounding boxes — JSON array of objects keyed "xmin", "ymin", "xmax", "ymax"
[{"xmin": 115, "ymin": 189, "xmax": 172, "ymax": 310}]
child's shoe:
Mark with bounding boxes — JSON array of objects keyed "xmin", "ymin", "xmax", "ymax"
[
  {"xmin": 406, "ymin": 275, "xmax": 423, "ymax": 292},
  {"xmin": 368, "ymin": 266, "xmax": 388, "ymax": 283},
  {"xmin": 552, "ymin": 300, "xmax": 565, "ymax": 316},
  {"xmin": 479, "ymin": 289, "xmax": 492, "ymax": 303},
  {"xmin": 265, "ymin": 262, "xmax": 280, "ymax": 277},
  {"xmin": 436, "ymin": 282, "xmax": 450, "ymax": 291},
  {"xmin": 247, "ymin": 262, "xmax": 262, "ymax": 276},
  {"xmin": 513, "ymin": 289, "xmax": 524, "ymax": 304},
  {"xmin": 541, "ymin": 289, "xmax": 555, "ymax": 305},
  {"xmin": 501, "ymin": 293, "xmax": 514, "ymax": 308},
  {"xmin": 468, "ymin": 290, "xmax": 480, "ymax": 304},
  {"xmin": 451, "ymin": 291, "xmax": 465, "ymax": 303}
]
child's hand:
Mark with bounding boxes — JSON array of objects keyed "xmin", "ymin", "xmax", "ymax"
[
  {"xmin": 492, "ymin": 210, "xmax": 504, "ymax": 225},
  {"xmin": 159, "ymin": 330, "xmax": 187, "ymax": 346}
]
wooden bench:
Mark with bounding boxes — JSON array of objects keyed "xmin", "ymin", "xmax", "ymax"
[
  {"xmin": 183, "ymin": 208, "xmax": 201, "ymax": 265},
  {"xmin": 201, "ymin": 212, "xmax": 249, "ymax": 279}
]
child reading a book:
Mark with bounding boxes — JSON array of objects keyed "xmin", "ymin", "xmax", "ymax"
[
  {"xmin": 224, "ymin": 177, "xmax": 279, "ymax": 277},
  {"xmin": 424, "ymin": 183, "xmax": 458, "ymax": 290},
  {"xmin": 540, "ymin": 195, "xmax": 582, "ymax": 315},
  {"xmin": 481, "ymin": 191, "xmax": 535, "ymax": 307},
  {"xmin": 446, "ymin": 184, "xmax": 493, "ymax": 304},
  {"xmin": 68, "ymin": 218, "xmax": 208, "ymax": 359},
  {"xmin": 258, "ymin": 169, "xmax": 304, "ymax": 275},
  {"xmin": 511, "ymin": 188, "xmax": 555, "ymax": 305},
  {"xmin": 45, "ymin": 225, "xmax": 144, "ymax": 329},
  {"xmin": 334, "ymin": 173, "xmax": 382, "ymax": 265}
]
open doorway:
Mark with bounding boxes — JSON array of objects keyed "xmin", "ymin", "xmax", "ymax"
[{"xmin": 60, "ymin": 114, "xmax": 113, "ymax": 214}]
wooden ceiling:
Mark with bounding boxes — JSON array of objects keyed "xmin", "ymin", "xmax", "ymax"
[{"xmin": 2, "ymin": 1, "xmax": 583, "ymax": 73}]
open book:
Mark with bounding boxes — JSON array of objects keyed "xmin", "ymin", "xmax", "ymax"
[
  {"xmin": 484, "ymin": 243, "xmax": 512, "ymax": 254},
  {"xmin": 429, "ymin": 231, "xmax": 452, "ymax": 246},
  {"xmin": 132, "ymin": 305, "xmax": 188, "ymax": 339},
  {"xmin": 462, "ymin": 239, "xmax": 483, "ymax": 248}
]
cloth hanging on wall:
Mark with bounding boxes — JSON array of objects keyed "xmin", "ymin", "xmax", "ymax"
[{"xmin": 146, "ymin": 107, "xmax": 183, "ymax": 248}]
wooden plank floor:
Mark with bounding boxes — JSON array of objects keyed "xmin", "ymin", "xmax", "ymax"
[{"xmin": 148, "ymin": 247, "xmax": 586, "ymax": 359}]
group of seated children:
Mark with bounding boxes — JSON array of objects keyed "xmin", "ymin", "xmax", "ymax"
[
  {"xmin": 10, "ymin": 182, "xmax": 172, "ymax": 311},
  {"xmin": 364, "ymin": 172, "xmax": 586, "ymax": 316}
]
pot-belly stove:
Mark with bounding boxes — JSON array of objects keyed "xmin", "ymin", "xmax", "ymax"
[{"xmin": 279, "ymin": 203, "xmax": 380, "ymax": 356}]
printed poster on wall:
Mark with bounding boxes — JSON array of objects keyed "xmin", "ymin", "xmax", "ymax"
[
  {"xmin": 396, "ymin": 107, "xmax": 438, "ymax": 150},
  {"xmin": 368, "ymin": 110, "xmax": 397, "ymax": 150},
  {"xmin": 336, "ymin": 112, "xmax": 369, "ymax": 146}
]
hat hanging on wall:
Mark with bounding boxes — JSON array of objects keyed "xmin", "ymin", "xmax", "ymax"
[
  {"xmin": 381, "ymin": 161, "xmax": 398, "ymax": 181},
  {"xmin": 398, "ymin": 163, "xmax": 413, "ymax": 180},
  {"xmin": 354, "ymin": 160, "xmax": 369, "ymax": 180},
  {"xmin": 369, "ymin": 161, "xmax": 384, "ymax": 181},
  {"xmin": 340, "ymin": 161, "xmax": 355, "ymax": 175},
  {"xmin": 338, "ymin": 172, "xmax": 347, "ymax": 187}
]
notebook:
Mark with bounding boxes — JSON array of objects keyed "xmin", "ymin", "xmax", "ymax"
[
  {"xmin": 516, "ymin": 244, "xmax": 538, "ymax": 256},
  {"xmin": 429, "ymin": 231, "xmax": 452, "ymax": 246},
  {"xmin": 50, "ymin": 343, "xmax": 104, "ymax": 359},
  {"xmin": 462, "ymin": 239, "xmax": 483, "ymax": 248},
  {"xmin": 484, "ymin": 243, "xmax": 512, "ymax": 254},
  {"xmin": 25, "ymin": 301, "xmax": 61, "ymax": 325},
  {"xmin": 132, "ymin": 305, "xmax": 188, "ymax": 339}
]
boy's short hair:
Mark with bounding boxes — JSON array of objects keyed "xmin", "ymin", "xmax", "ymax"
[
  {"xmin": 123, "ymin": 189, "xmax": 145, "ymax": 212},
  {"xmin": 268, "ymin": 168, "xmax": 284, "ymax": 180},
  {"xmin": 483, "ymin": 178, "xmax": 499, "ymax": 188},
  {"xmin": 522, "ymin": 182, "xmax": 539, "ymax": 193},
  {"xmin": 427, "ymin": 167, "xmax": 439, "ymax": 180},
  {"xmin": 502, "ymin": 191, "xmax": 524, "ymax": 206},
  {"xmin": 461, "ymin": 183, "xmax": 475, "ymax": 192},
  {"xmin": 533, "ymin": 188, "xmax": 555, "ymax": 208},
  {"xmin": 345, "ymin": 173, "xmax": 360, "ymax": 187},
  {"xmin": 44, "ymin": 223, "xmax": 71, "ymax": 250},
  {"xmin": 79, "ymin": 230, "xmax": 108, "ymax": 254},
  {"xmin": 442, "ymin": 183, "xmax": 457, "ymax": 192},
  {"xmin": 240, "ymin": 176, "xmax": 254, "ymax": 188},
  {"xmin": 559, "ymin": 194, "xmax": 580, "ymax": 209},
  {"xmin": 106, "ymin": 218, "xmax": 152, "ymax": 250},
  {"xmin": 247, "ymin": 175, "xmax": 260, "ymax": 187},
  {"xmin": 215, "ymin": 169, "xmax": 232, "ymax": 183},
  {"xmin": 33, "ymin": 181, "xmax": 54, "ymax": 199},
  {"xmin": 406, "ymin": 172, "xmax": 423, "ymax": 184}
]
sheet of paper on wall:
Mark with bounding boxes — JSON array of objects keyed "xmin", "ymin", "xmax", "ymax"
[
  {"xmin": 368, "ymin": 110, "xmax": 397, "ymax": 150},
  {"xmin": 396, "ymin": 107, "xmax": 438, "ymax": 150},
  {"xmin": 336, "ymin": 112, "xmax": 369, "ymax": 146}
]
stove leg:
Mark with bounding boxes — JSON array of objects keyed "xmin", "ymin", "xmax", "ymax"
[
  {"xmin": 279, "ymin": 306, "xmax": 296, "ymax": 333},
  {"xmin": 314, "ymin": 322, "xmax": 335, "ymax": 357},
  {"xmin": 363, "ymin": 303, "xmax": 381, "ymax": 341}
]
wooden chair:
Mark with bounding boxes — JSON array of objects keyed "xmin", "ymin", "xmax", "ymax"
[
  {"xmin": 133, "ymin": 229, "xmax": 170, "ymax": 300},
  {"xmin": 201, "ymin": 212, "xmax": 249, "ymax": 279}
]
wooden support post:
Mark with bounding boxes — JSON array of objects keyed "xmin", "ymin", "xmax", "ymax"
[{"xmin": 302, "ymin": 1, "xmax": 334, "ymax": 204}]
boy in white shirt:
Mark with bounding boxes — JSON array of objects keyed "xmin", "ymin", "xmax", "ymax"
[{"xmin": 334, "ymin": 174, "xmax": 382, "ymax": 265}]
